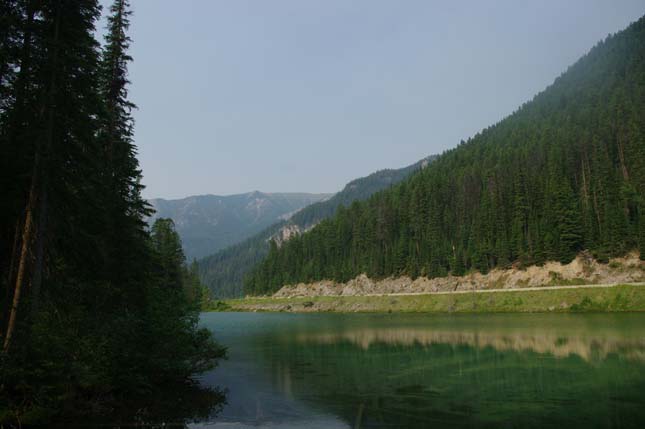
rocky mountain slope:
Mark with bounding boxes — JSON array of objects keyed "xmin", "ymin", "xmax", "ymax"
[
  {"xmin": 149, "ymin": 192, "xmax": 330, "ymax": 259},
  {"xmin": 198, "ymin": 156, "xmax": 436, "ymax": 297}
]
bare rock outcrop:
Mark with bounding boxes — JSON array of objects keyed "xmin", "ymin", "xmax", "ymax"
[{"xmin": 273, "ymin": 252, "xmax": 645, "ymax": 297}]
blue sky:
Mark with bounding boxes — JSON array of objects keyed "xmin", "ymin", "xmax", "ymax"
[{"xmin": 99, "ymin": 1, "xmax": 645, "ymax": 199}]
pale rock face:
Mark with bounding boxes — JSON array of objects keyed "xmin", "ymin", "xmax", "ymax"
[
  {"xmin": 275, "ymin": 224, "xmax": 302, "ymax": 246},
  {"xmin": 272, "ymin": 222, "xmax": 319, "ymax": 247},
  {"xmin": 273, "ymin": 252, "xmax": 645, "ymax": 297}
]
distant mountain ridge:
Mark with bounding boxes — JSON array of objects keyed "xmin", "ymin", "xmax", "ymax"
[
  {"xmin": 198, "ymin": 156, "xmax": 436, "ymax": 298},
  {"xmin": 149, "ymin": 191, "xmax": 331, "ymax": 260}
]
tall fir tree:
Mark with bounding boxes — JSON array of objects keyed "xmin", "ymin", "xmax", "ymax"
[
  {"xmin": 0, "ymin": 1, "xmax": 225, "ymax": 422},
  {"xmin": 98, "ymin": 0, "xmax": 151, "ymax": 307}
]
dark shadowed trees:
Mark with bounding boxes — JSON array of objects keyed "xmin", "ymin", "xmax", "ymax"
[{"xmin": 0, "ymin": 1, "xmax": 224, "ymax": 422}]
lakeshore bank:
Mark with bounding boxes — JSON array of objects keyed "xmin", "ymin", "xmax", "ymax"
[{"xmin": 216, "ymin": 283, "xmax": 645, "ymax": 313}]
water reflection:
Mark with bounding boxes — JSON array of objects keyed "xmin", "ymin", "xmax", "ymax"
[
  {"xmin": 299, "ymin": 328, "xmax": 645, "ymax": 362},
  {"xmin": 200, "ymin": 313, "xmax": 645, "ymax": 428},
  {"xmin": 70, "ymin": 381, "xmax": 227, "ymax": 428},
  {"xmin": 119, "ymin": 382, "xmax": 226, "ymax": 428}
]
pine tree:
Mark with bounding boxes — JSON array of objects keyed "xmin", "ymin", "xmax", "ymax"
[
  {"xmin": 2, "ymin": 0, "xmax": 104, "ymax": 351},
  {"xmin": 151, "ymin": 218, "xmax": 186, "ymax": 290},
  {"xmin": 0, "ymin": 0, "xmax": 20, "ymax": 113},
  {"xmin": 556, "ymin": 180, "xmax": 583, "ymax": 263},
  {"xmin": 98, "ymin": 0, "xmax": 151, "ymax": 295},
  {"xmin": 1, "ymin": 1, "xmax": 225, "ymax": 418},
  {"xmin": 511, "ymin": 173, "xmax": 529, "ymax": 259}
]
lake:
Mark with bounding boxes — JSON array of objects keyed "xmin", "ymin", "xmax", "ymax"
[{"xmin": 190, "ymin": 312, "xmax": 645, "ymax": 428}]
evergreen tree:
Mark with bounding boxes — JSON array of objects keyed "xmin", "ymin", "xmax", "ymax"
[
  {"xmin": 151, "ymin": 218, "xmax": 186, "ymax": 289},
  {"xmin": 98, "ymin": 0, "xmax": 151, "ymax": 302},
  {"xmin": 0, "ymin": 1, "xmax": 225, "ymax": 422}
]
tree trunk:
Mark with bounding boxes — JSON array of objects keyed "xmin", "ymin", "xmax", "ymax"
[
  {"xmin": 3, "ymin": 219, "xmax": 21, "ymax": 334},
  {"xmin": 617, "ymin": 134, "xmax": 630, "ymax": 182},
  {"xmin": 3, "ymin": 166, "xmax": 38, "ymax": 352},
  {"xmin": 3, "ymin": 0, "xmax": 37, "ymax": 299},
  {"xmin": 30, "ymin": 186, "xmax": 48, "ymax": 316},
  {"xmin": 3, "ymin": 0, "xmax": 60, "ymax": 353}
]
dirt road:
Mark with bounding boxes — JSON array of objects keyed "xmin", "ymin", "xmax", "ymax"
[{"xmin": 358, "ymin": 282, "xmax": 645, "ymax": 297}]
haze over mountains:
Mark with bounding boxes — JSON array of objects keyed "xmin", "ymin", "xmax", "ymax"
[
  {"xmin": 149, "ymin": 192, "xmax": 330, "ymax": 259},
  {"xmin": 198, "ymin": 156, "xmax": 436, "ymax": 298},
  {"xmin": 246, "ymin": 15, "xmax": 645, "ymax": 296},
  {"xmin": 151, "ymin": 15, "xmax": 645, "ymax": 301}
]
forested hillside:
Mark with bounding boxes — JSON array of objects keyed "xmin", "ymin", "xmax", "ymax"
[
  {"xmin": 246, "ymin": 16, "xmax": 645, "ymax": 296},
  {"xmin": 149, "ymin": 191, "xmax": 330, "ymax": 259},
  {"xmin": 0, "ymin": 0, "xmax": 223, "ymax": 422},
  {"xmin": 199, "ymin": 157, "xmax": 434, "ymax": 298}
]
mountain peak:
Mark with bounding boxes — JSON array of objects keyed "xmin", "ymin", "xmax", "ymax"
[{"xmin": 148, "ymin": 191, "xmax": 330, "ymax": 259}]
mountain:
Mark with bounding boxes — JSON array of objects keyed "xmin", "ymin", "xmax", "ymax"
[
  {"xmin": 245, "ymin": 16, "xmax": 645, "ymax": 296},
  {"xmin": 198, "ymin": 156, "xmax": 436, "ymax": 298},
  {"xmin": 149, "ymin": 192, "xmax": 331, "ymax": 260}
]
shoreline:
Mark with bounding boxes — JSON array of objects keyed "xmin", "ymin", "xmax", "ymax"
[{"xmin": 214, "ymin": 283, "xmax": 645, "ymax": 313}]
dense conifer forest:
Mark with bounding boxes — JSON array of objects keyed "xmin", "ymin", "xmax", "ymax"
[
  {"xmin": 199, "ymin": 157, "xmax": 434, "ymax": 298},
  {"xmin": 0, "ymin": 0, "xmax": 224, "ymax": 422},
  {"xmin": 246, "ymin": 16, "xmax": 645, "ymax": 296}
]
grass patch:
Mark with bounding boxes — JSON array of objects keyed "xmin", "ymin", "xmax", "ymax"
[
  {"xmin": 203, "ymin": 300, "xmax": 231, "ymax": 312},
  {"xmin": 557, "ymin": 277, "xmax": 588, "ymax": 286},
  {"xmin": 221, "ymin": 284, "xmax": 645, "ymax": 314}
]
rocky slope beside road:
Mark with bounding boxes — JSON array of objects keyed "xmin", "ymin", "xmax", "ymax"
[{"xmin": 273, "ymin": 252, "xmax": 645, "ymax": 297}]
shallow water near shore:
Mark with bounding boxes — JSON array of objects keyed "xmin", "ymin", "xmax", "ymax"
[{"xmin": 192, "ymin": 312, "xmax": 645, "ymax": 428}]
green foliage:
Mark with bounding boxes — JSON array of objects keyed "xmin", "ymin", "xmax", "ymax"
[
  {"xmin": 570, "ymin": 296, "xmax": 595, "ymax": 311},
  {"xmin": 205, "ymin": 300, "xmax": 232, "ymax": 312},
  {"xmin": 0, "ymin": 1, "xmax": 224, "ymax": 423},
  {"xmin": 198, "ymin": 222, "xmax": 284, "ymax": 298},
  {"xmin": 246, "ymin": 16, "xmax": 645, "ymax": 296},
  {"xmin": 152, "ymin": 218, "xmax": 186, "ymax": 289}
]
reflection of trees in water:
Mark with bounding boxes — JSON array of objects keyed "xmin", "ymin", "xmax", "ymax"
[
  {"xmin": 297, "ymin": 328, "xmax": 645, "ymax": 362},
  {"xmin": 61, "ymin": 381, "xmax": 227, "ymax": 428},
  {"xmin": 260, "ymin": 332, "xmax": 645, "ymax": 428}
]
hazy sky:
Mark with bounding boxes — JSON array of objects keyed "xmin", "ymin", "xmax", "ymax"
[{"xmin": 100, "ymin": 1, "xmax": 644, "ymax": 199}]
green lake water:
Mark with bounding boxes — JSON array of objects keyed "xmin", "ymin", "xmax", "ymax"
[{"xmin": 191, "ymin": 312, "xmax": 645, "ymax": 428}]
